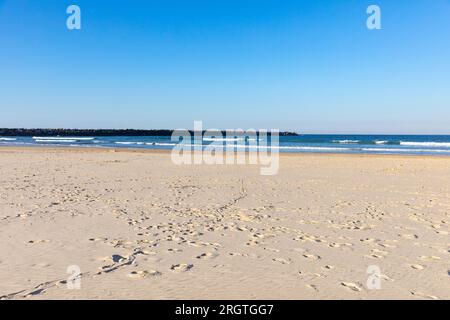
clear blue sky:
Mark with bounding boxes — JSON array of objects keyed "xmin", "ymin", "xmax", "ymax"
[{"xmin": 1, "ymin": 0, "xmax": 449, "ymax": 133}]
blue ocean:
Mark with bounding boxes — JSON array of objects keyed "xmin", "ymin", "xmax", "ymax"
[{"xmin": 1, "ymin": 135, "xmax": 450, "ymax": 155}]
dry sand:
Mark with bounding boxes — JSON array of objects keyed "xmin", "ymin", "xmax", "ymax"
[{"xmin": 0, "ymin": 147, "xmax": 449, "ymax": 300}]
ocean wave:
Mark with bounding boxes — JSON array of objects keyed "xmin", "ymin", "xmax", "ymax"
[
  {"xmin": 224, "ymin": 144, "xmax": 349, "ymax": 151},
  {"xmin": 212, "ymin": 144, "xmax": 450, "ymax": 154},
  {"xmin": 203, "ymin": 137, "xmax": 244, "ymax": 142},
  {"xmin": 147, "ymin": 142, "xmax": 177, "ymax": 146},
  {"xmin": 115, "ymin": 141, "xmax": 145, "ymax": 145},
  {"xmin": 32, "ymin": 137, "xmax": 94, "ymax": 141},
  {"xmin": 333, "ymin": 140, "xmax": 360, "ymax": 144},
  {"xmin": 35, "ymin": 139, "xmax": 78, "ymax": 143},
  {"xmin": 0, "ymin": 138, "xmax": 17, "ymax": 141},
  {"xmin": 400, "ymin": 141, "xmax": 450, "ymax": 148},
  {"xmin": 374, "ymin": 140, "xmax": 388, "ymax": 144},
  {"xmin": 362, "ymin": 148, "xmax": 450, "ymax": 153}
]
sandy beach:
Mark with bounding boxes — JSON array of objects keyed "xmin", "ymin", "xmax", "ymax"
[{"xmin": 0, "ymin": 147, "xmax": 448, "ymax": 300}]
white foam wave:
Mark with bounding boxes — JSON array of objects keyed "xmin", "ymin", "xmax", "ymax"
[
  {"xmin": 35, "ymin": 139, "xmax": 77, "ymax": 143},
  {"xmin": 32, "ymin": 137, "xmax": 94, "ymax": 141},
  {"xmin": 225, "ymin": 144, "xmax": 348, "ymax": 151},
  {"xmin": 362, "ymin": 148, "xmax": 450, "ymax": 153},
  {"xmin": 333, "ymin": 140, "xmax": 360, "ymax": 144},
  {"xmin": 203, "ymin": 138, "xmax": 244, "ymax": 142},
  {"xmin": 374, "ymin": 140, "xmax": 388, "ymax": 144},
  {"xmin": 0, "ymin": 138, "xmax": 17, "ymax": 141},
  {"xmin": 147, "ymin": 142, "xmax": 177, "ymax": 146},
  {"xmin": 400, "ymin": 141, "xmax": 450, "ymax": 148},
  {"xmin": 115, "ymin": 141, "xmax": 145, "ymax": 145}
]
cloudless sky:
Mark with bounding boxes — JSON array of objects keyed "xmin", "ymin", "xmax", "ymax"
[{"xmin": 1, "ymin": 0, "xmax": 449, "ymax": 133}]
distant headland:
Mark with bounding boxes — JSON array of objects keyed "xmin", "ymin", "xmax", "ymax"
[{"xmin": 0, "ymin": 128, "xmax": 299, "ymax": 137}]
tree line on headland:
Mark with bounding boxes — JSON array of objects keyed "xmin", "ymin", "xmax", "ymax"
[{"xmin": 0, "ymin": 128, "xmax": 299, "ymax": 137}]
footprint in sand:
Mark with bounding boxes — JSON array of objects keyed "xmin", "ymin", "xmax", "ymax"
[
  {"xmin": 141, "ymin": 250, "xmax": 156, "ymax": 255},
  {"xmin": 419, "ymin": 255, "xmax": 441, "ymax": 261},
  {"xmin": 196, "ymin": 252, "xmax": 218, "ymax": 260},
  {"xmin": 171, "ymin": 264, "xmax": 194, "ymax": 272},
  {"xmin": 303, "ymin": 254, "xmax": 321, "ymax": 260},
  {"xmin": 399, "ymin": 234, "xmax": 418, "ymax": 240},
  {"xmin": 127, "ymin": 270, "xmax": 162, "ymax": 279},
  {"xmin": 246, "ymin": 239, "xmax": 260, "ymax": 246},
  {"xmin": 27, "ymin": 239, "xmax": 50, "ymax": 244},
  {"xmin": 228, "ymin": 252, "xmax": 249, "ymax": 257},
  {"xmin": 365, "ymin": 254, "xmax": 384, "ymax": 259},
  {"xmin": 299, "ymin": 270, "xmax": 322, "ymax": 279},
  {"xmin": 365, "ymin": 249, "xmax": 388, "ymax": 259},
  {"xmin": 272, "ymin": 258, "xmax": 292, "ymax": 265},
  {"xmin": 329, "ymin": 243, "xmax": 341, "ymax": 248},
  {"xmin": 32, "ymin": 262, "xmax": 52, "ymax": 268},
  {"xmin": 411, "ymin": 291, "xmax": 438, "ymax": 300},
  {"xmin": 252, "ymin": 233, "xmax": 266, "ymax": 239},
  {"xmin": 167, "ymin": 248, "xmax": 183, "ymax": 253},
  {"xmin": 360, "ymin": 238, "xmax": 376, "ymax": 244},
  {"xmin": 372, "ymin": 249, "xmax": 388, "ymax": 255},
  {"xmin": 305, "ymin": 284, "xmax": 319, "ymax": 292},
  {"xmin": 410, "ymin": 264, "xmax": 425, "ymax": 270},
  {"xmin": 378, "ymin": 243, "xmax": 396, "ymax": 249},
  {"xmin": 89, "ymin": 237, "xmax": 107, "ymax": 242},
  {"xmin": 341, "ymin": 282, "xmax": 362, "ymax": 292}
]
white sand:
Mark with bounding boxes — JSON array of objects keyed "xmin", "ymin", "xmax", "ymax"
[{"xmin": 0, "ymin": 147, "xmax": 448, "ymax": 299}]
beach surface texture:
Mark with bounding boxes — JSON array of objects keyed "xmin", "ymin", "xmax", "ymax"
[{"xmin": 0, "ymin": 147, "xmax": 449, "ymax": 299}]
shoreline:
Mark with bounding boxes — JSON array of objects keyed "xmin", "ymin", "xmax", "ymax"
[
  {"xmin": 0, "ymin": 144, "xmax": 449, "ymax": 299},
  {"xmin": 1, "ymin": 145, "xmax": 450, "ymax": 160}
]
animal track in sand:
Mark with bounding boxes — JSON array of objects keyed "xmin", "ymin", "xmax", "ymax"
[
  {"xmin": 341, "ymin": 282, "xmax": 362, "ymax": 292},
  {"xmin": 170, "ymin": 264, "xmax": 193, "ymax": 272}
]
